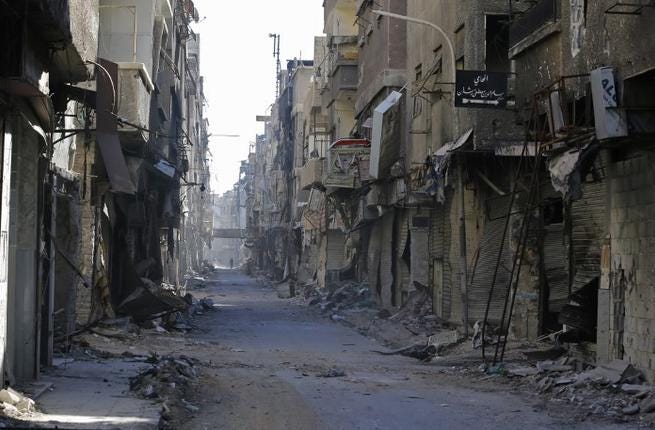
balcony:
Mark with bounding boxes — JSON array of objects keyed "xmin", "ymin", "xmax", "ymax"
[
  {"xmin": 321, "ymin": 39, "xmax": 358, "ymax": 107},
  {"xmin": 329, "ymin": 64, "xmax": 358, "ymax": 104},
  {"xmin": 299, "ymin": 158, "xmax": 326, "ymax": 190},
  {"xmin": 45, "ymin": 0, "xmax": 99, "ymax": 83},
  {"xmin": 323, "ymin": 139, "xmax": 371, "ymax": 189},
  {"xmin": 116, "ymin": 62, "xmax": 154, "ymax": 146},
  {"xmin": 509, "ymin": 0, "xmax": 560, "ymax": 48}
]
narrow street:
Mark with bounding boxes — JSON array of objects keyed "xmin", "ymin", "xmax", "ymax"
[{"xmin": 166, "ymin": 269, "xmax": 626, "ymax": 430}]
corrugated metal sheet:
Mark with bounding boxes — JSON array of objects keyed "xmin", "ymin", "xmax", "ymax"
[
  {"xmin": 367, "ymin": 221, "xmax": 382, "ymax": 301},
  {"xmin": 380, "ymin": 212, "xmax": 395, "ymax": 307},
  {"xmin": 571, "ymin": 177, "xmax": 607, "ymax": 293},
  {"xmin": 326, "ymin": 230, "xmax": 346, "ymax": 270},
  {"xmin": 395, "ymin": 210, "xmax": 411, "ymax": 298},
  {"xmin": 430, "ymin": 205, "xmax": 452, "ymax": 319},
  {"xmin": 543, "ymin": 223, "xmax": 569, "ymax": 311},
  {"xmin": 469, "ymin": 196, "xmax": 514, "ymax": 324},
  {"xmin": 410, "ymin": 215, "xmax": 430, "ymax": 288}
]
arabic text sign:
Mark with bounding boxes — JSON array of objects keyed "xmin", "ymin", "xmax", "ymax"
[{"xmin": 455, "ymin": 70, "xmax": 508, "ymax": 109}]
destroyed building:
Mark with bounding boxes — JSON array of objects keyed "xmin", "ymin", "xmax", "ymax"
[
  {"xmin": 0, "ymin": 0, "xmax": 211, "ymax": 387},
  {"xmin": 245, "ymin": 0, "xmax": 655, "ymax": 382}
]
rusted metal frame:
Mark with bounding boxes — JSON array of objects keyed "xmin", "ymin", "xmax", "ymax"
[
  {"xmin": 494, "ymin": 141, "xmax": 544, "ymax": 364},
  {"xmin": 481, "ymin": 97, "xmax": 538, "ymax": 362}
]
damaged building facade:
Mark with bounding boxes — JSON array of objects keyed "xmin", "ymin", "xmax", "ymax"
[
  {"xmin": 0, "ymin": 0, "xmax": 211, "ymax": 387},
  {"xmin": 247, "ymin": 0, "xmax": 655, "ymax": 381}
]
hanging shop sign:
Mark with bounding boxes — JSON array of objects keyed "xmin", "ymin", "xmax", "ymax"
[{"xmin": 455, "ymin": 70, "xmax": 508, "ymax": 109}]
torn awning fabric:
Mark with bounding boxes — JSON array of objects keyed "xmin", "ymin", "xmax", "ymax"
[
  {"xmin": 96, "ymin": 59, "xmax": 136, "ymax": 195},
  {"xmin": 548, "ymin": 139, "xmax": 600, "ymax": 202},
  {"xmin": 431, "ymin": 129, "xmax": 473, "ymax": 203}
]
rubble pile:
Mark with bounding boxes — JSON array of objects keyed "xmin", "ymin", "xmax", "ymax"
[
  {"xmin": 141, "ymin": 296, "xmax": 216, "ymax": 334},
  {"xmin": 306, "ymin": 281, "xmax": 375, "ymax": 314},
  {"xmin": 129, "ymin": 354, "xmax": 201, "ymax": 428},
  {"xmin": 387, "ymin": 283, "xmax": 448, "ymax": 337},
  {"xmin": 0, "ymin": 388, "xmax": 36, "ymax": 418},
  {"xmin": 373, "ymin": 341, "xmax": 440, "ymax": 362},
  {"xmin": 501, "ymin": 358, "xmax": 655, "ymax": 423}
]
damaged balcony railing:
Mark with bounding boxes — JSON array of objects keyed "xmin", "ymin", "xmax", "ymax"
[
  {"xmin": 509, "ymin": 0, "xmax": 560, "ymax": 47},
  {"xmin": 323, "ymin": 139, "xmax": 371, "ymax": 189}
]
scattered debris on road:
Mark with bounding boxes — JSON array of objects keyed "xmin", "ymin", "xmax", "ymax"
[{"xmin": 130, "ymin": 353, "xmax": 201, "ymax": 428}]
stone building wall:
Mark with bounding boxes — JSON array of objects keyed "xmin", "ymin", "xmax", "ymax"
[{"xmin": 608, "ymin": 150, "xmax": 655, "ymax": 382}]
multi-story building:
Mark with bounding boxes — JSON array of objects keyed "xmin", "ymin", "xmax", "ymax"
[
  {"xmin": 0, "ymin": 0, "xmax": 96, "ymax": 384},
  {"xmin": 247, "ymin": 0, "xmax": 655, "ymax": 382},
  {"xmin": 0, "ymin": 0, "xmax": 210, "ymax": 387}
]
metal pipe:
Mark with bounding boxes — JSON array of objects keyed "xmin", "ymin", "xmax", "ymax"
[{"xmin": 372, "ymin": 9, "xmax": 460, "ymax": 137}]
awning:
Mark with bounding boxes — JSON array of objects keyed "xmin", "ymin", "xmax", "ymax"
[
  {"xmin": 96, "ymin": 59, "xmax": 136, "ymax": 195},
  {"xmin": 96, "ymin": 132, "xmax": 138, "ymax": 194},
  {"xmin": 370, "ymin": 91, "xmax": 403, "ymax": 179},
  {"xmin": 548, "ymin": 139, "xmax": 599, "ymax": 201},
  {"xmin": 432, "ymin": 129, "xmax": 473, "ymax": 203}
]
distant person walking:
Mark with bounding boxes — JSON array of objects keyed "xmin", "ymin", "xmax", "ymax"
[{"xmin": 230, "ymin": 258, "xmax": 234, "ymax": 269}]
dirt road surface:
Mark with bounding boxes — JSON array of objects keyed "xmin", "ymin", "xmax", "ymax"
[{"xmin": 164, "ymin": 269, "xmax": 630, "ymax": 430}]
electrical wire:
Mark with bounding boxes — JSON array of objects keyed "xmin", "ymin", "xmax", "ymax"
[{"xmin": 85, "ymin": 60, "xmax": 117, "ymax": 114}]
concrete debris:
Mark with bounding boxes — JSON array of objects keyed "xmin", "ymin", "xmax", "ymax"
[
  {"xmin": 508, "ymin": 367, "xmax": 539, "ymax": 377},
  {"xmin": 317, "ymin": 368, "xmax": 347, "ymax": 378},
  {"xmin": 621, "ymin": 383, "xmax": 654, "ymax": 394},
  {"xmin": 622, "ymin": 404, "xmax": 640, "ymax": 415},
  {"xmin": 372, "ymin": 341, "xmax": 440, "ymax": 362},
  {"xmin": 129, "ymin": 354, "xmax": 200, "ymax": 427},
  {"xmin": 306, "ymin": 281, "xmax": 374, "ymax": 313},
  {"xmin": 0, "ymin": 388, "xmax": 36, "ymax": 416},
  {"xmin": 500, "ymin": 355, "xmax": 655, "ymax": 422},
  {"xmin": 536, "ymin": 362, "xmax": 574, "ymax": 373},
  {"xmin": 576, "ymin": 359, "xmax": 643, "ymax": 385},
  {"xmin": 307, "ymin": 280, "xmax": 451, "ymax": 344},
  {"xmin": 642, "ymin": 396, "xmax": 655, "ymax": 414}
]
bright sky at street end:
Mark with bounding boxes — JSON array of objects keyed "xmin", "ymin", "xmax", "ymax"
[{"xmin": 192, "ymin": 1, "xmax": 324, "ymax": 194}]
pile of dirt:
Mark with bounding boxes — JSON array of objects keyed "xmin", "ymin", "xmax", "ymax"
[{"xmin": 129, "ymin": 353, "xmax": 202, "ymax": 428}]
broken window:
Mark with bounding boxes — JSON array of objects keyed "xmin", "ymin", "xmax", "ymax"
[
  {"xmin": 623, "ymin": 67, "xmax": 655, "ymax": 134},
  {"xmin": 485, "ymin": 15, "xmax": 510, "ymax": 72},
  {"xmin": 455, "ymin": 24, "xmax": 465, "ymax": 70},
  {"xmin": 509, "ymin": 0, "xmax": 561, "ymax": 46},
  {"xmin": 543, "ymin": 197, "xmax": 564, "ymax": 226}
]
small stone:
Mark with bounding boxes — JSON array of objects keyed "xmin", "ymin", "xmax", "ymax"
[
  {"xmin": 16, "ymin": 397, "xmax": 35, "ymax": 413},
  {"xmin": 1, "ymin": 402, "xmax": 18, "ymax": 415},
  {"xmin": 622, "ymin": 404, "xmax": 640, "ymax": 416},
  {"xmin": 0, "ymin": 389, "xmax": 21, "ymax": 405},
  {"xmin": 642, "ymin": 398, "xmax": 655, "ymax": 414}
]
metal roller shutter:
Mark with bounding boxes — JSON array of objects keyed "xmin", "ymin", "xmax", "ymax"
[
  {"xmin": 395, "ymin": 210, "xmax": 411, "ymax": 300},
  {"xmin": 430, "ymin": 204, "xmax": 452, "ymax": 319},
  {"xmin": 543, "ymin": 223, "xmax": 569, "ymax": 311},
  {"xmin": 468, "ymin": 196, "xmax": 514, "ymax": 324},
  {"xmin": 571, "ymin": 177, "xmax": 607, "ymax": 293}
]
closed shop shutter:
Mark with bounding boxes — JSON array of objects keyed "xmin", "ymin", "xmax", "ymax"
[
  {"xmin": 468, "ymin": 196, "xmax": 513, "ymax": 324},
  {"xmin": 543, "ymin": 223, "xmax": 569, "ymax": 311},
  {"xmin": 395, "ymin": 210, "xmax": 411, "ymax": 300},
  {"xmin": 571, "ymin": 176, "xmax": 607, "ymax": 293},
  {"xmin": 326, "ymin": 229, "xmax": 346, "ymax": 271},
  {"xmin": 410, "ymin": 213, "xmax": 430, "ymax": 289},
  {"xmin": 430, "ymin": 204, "xmax": 452, "ymax": 319}
]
